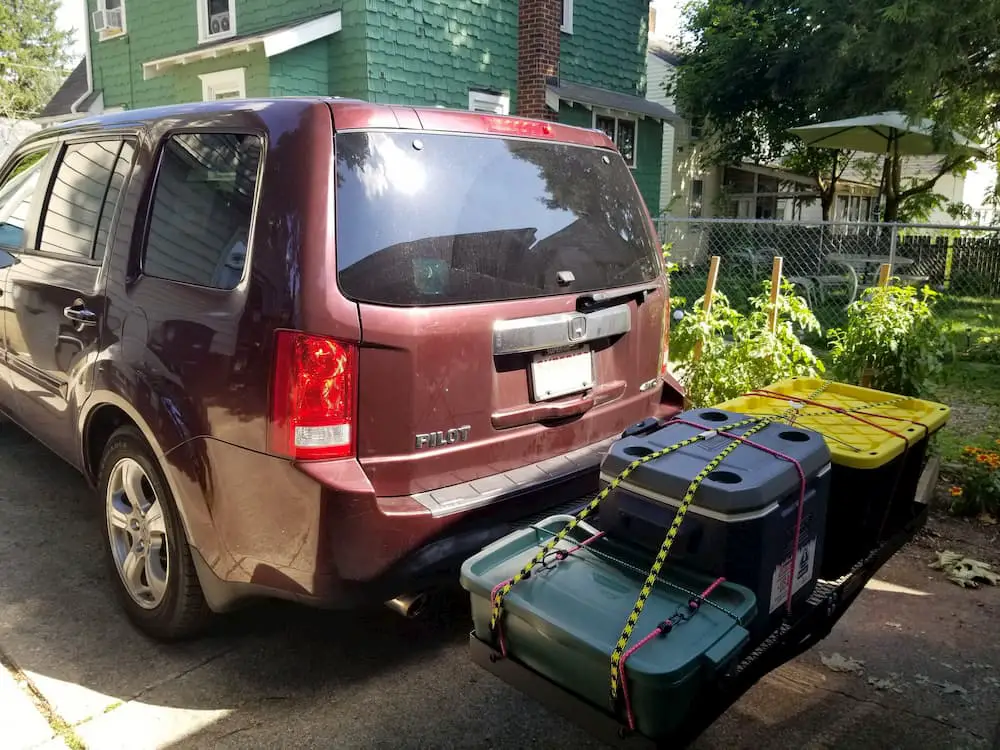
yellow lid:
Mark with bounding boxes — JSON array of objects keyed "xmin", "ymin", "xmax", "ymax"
[{"xmin": 715, "ymin": 378, "xmax": 950, "ymax": 469}]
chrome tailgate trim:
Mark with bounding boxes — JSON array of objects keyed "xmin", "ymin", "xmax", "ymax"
[
  {"xmin": 492, "ymin": 303, "xmax": 631, "ymax": 356},
  {"xmin": 410, "ymin": 435, "xmax": 616, "ymax": 517}
]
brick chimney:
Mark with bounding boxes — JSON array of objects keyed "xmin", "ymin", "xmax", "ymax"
[{"xmin": 516, "ymin": 0, "xmax": 561, "ymax": 120}]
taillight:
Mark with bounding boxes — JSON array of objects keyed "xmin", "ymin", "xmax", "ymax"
[{"xmin": 268, "ymin": 330, "xmax": 356, "ymax": 460}]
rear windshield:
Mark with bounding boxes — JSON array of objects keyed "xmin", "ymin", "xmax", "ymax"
[{"xmin": 334, "ymin": 131, "xmax": 660, "ymax": 306}]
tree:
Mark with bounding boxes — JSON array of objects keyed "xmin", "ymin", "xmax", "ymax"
[
  {"xmin": 814, "ymin": 0, "xmax": 1000, "ymax": 220},
  {"xmin": 0, "ymin": 0, "xmax": 74, "ymax": 120},
  {"xmin": 670, "ymin": 0, "xmax": 998, "ymax": 221}
]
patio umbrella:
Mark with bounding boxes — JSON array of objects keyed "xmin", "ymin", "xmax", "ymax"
[
  {"xmin": 788, "ymin": 111, "xmax": 988, "ymax": 158},
  {"xmin": 788, "ymin": 111, "xmax": 989, "ymax": 219}
]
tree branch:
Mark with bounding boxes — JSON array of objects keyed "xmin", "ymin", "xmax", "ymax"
[
  {"xmin": 899, "ymin": 157, "xmax": 968, "ymax": 199},
  {"xmin": 835, "ymin": 150, "xmax": 855, "ymax": 181}
]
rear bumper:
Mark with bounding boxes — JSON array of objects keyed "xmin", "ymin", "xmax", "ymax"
[{"xmin": 179, "ymin": 393, "xmax": 682, "ymax": 612}]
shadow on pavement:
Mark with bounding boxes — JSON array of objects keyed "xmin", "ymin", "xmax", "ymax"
[{"xmin": 0, "ymin": 420, "xmax": 467, "ymax": 705}]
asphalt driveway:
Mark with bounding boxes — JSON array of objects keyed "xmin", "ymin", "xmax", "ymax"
[{"xmin": 1, "ymin": 419, "xmax": 997, "ymax": 749}]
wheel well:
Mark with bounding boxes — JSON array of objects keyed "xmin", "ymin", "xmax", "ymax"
[{"xmin": 84, "ymin": 405, "xmax": 136, "ymax": 483}]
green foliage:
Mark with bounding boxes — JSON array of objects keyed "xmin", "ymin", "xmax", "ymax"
[
  {"xmin": 0, "ymin": 0, "xmax": 73, "ymax": 119},
  {"xmin": 828, "ymin": 284, "xmax": 950, "ymax": 397},
  {"xmin": 670, "ymin": 279, "xmax": 825, "ymax": 407},
  {"xmin": 672, "ymin": 0, "xmax": 996, "ymax": 221}
]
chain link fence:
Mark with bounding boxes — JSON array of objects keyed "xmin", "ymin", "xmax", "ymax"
[{"xmin": 654, "ymin": 218, "xmax": 1000, "ymax": 357}]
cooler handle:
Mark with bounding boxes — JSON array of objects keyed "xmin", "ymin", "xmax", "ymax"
[{"xmin": 701, "ymin": 626, "xmax": 750, "ymax": 672}]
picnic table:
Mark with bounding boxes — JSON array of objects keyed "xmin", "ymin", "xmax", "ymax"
[{"xmin": 826, "ymin": 253, "xmax": 931, "ymax": 288}]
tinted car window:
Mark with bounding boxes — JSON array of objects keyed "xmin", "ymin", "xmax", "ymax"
[
  {"xmin": 143, "ymin": 132, "xmax": 262, "ymax": 290},
  {"xmin": 334, "ymin": 131, "xmax": 660, "ymax": 306},
  {"xmin": 94, "ymin": 142, "xmax": 136, "ymax": 262},
  {"xmin": 38, "ymin": 140, "xmax": 120, "ymax": 259},
  {"xmin": 0, "ymin": 150, "xmax": 50, "ymax": 249}
]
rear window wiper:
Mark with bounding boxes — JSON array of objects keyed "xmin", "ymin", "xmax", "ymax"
[{"xmin": 577, "ymin": 282, "xmax": 661, "ymax": 312}]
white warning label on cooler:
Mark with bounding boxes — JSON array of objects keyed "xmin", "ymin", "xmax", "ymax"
[{"xmin": 769, "ymin": 538, "xmax": 817, "ymax": 613}]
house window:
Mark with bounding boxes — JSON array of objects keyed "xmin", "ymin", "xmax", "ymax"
[
  {"xmin": 561, "ymin": 0, "xmax": 574, "ymax": 33},
  {"xmin": 199, "ymin": 68, "xmax": 246, "ymax": 101},
  {"xmin": 594, "ymin": 114, "xmax": 638, "ymax": 168},
  {"xmin": 198, "ymin": 0, "xmax": 236, "ymax": 43},
  {"xmin": 468, "ymin": 90, "xmax": 510, "ymax": 115},
  {"xmin": 92, "ymin": 0, "xmax": 126, "ymax": 41}
]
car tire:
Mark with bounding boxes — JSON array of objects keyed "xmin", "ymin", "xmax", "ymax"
[{"xmin": 98, "ymin": 426, "xmax": 212, "ymax": 640}]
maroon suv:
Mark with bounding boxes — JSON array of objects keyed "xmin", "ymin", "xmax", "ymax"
[{"xmin": 0, "ymin": 98, "xmax": 682, "ymax": 639}]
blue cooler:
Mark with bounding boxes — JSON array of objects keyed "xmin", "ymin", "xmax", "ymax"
[{"xmin": 599, "ymin": 408, "xmax": 832, "ymax": 636}]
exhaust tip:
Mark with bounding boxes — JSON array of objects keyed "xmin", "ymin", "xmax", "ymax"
[{"xmin": 385, "ymin": 593, "xmax": 429, "ymax": 619}]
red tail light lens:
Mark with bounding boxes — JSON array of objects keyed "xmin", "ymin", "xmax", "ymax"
[
  {"xmin": 482, "ymin": 116, "xmax": 554, "ymax": 138},
  {"xmin": 268, "ymin": 330, "xmax": 356, "ymax": 460}
]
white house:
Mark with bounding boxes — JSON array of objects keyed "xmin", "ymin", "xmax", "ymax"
[{"xmin": 645, "ymin": 24, "xmax": 989, "ymax": 228}]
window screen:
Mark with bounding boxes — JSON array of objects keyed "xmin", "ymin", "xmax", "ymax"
[
  {"xmin": 143, "ymin": 132, "xmax": 262, "ymax": 289},
  {"xmin": 38, "ymin": 140, "xmax": 120, "ymax": 259}
]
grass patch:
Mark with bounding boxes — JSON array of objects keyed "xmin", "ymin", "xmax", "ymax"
[{"xmin": 928, "ymin": 360, "xmax": 1000, "ymax": 464}]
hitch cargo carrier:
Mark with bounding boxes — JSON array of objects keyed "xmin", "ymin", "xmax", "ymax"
[{"xmin": 462, "ymin": 379, "xmax": 944, "ymax": 748}]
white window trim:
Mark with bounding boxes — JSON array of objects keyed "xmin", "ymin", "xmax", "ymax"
[
  {"xmin": 468, "ymin": 90, "xmax": 510, "ymax": 115},
  {"xmin": 593, "ymin": 111, "xmax": 639, "ymax": 169},
  {"xmin": 199, "ymin": 68, "xmax": 246, "ymax": 101},
  {"xmin": 561, "ymin": 0, "xmax": 574, "ymax": 34},
  {"xmin": 94, "ymin": 0, "xmax": 127, "ymax": 42},
  {"xmin": 197, "ymin": 0, "xmax": 237, "ymax": 44}
]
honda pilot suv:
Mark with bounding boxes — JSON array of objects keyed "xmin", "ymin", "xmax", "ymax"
[{"xmin": 0, "ymin": 98, "xmax": 682, "ymax": 639}]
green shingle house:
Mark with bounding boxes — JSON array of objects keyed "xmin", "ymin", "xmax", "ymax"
[{"xmin": 48, "ymin": 0, "xmax": 676, "ymax": 210}]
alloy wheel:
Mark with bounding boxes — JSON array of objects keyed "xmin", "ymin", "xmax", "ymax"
[{"xmin": 105, "ymin": 457, "xmax": 170, "ymax": 609}]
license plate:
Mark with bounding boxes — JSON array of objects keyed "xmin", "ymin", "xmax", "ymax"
[{"xmin": 530, "ymin": 346, "xmax": 594, "ymax": 401}]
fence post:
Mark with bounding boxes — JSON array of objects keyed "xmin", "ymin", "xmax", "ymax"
[
  {"xmin": 692, "ymin": 255, "xmax": 721, "ymax": 363},
  {"xmin": 767, "ymin": 256, "xmax": 783, "ymax": 333},
  {"xmin": 888, "ymin": 223, "xmax": 898, "ymax": 268}
]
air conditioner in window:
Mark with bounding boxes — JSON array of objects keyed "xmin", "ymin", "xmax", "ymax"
[
  {"xmin": 91, "ymin": 8, "xmax": 123, "ymax": 33},
  {"xmin": 209, "ymin": 11, "xmax": 231, "ymax": 35}
]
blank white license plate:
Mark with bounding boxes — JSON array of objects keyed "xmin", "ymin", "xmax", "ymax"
[{"xmin": 530, "ymin": 347, "xmax": 594, "ymax": 401}]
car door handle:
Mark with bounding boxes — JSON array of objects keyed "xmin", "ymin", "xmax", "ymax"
[{"xmin": 63, "ymin": 305, "xmax": 98, "ymax": 326}]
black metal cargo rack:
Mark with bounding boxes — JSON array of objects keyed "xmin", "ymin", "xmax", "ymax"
[{"xmin": 469, "ymin": 496, "xmax": 930, "ymax": 749}]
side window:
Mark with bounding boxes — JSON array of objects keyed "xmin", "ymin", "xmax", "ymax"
[
  {"xmin": 0, "ymin": 149, "xmax": 51, "ymax": 249},
  {"xmin": 38, "ymin": 141, "xmax": 122, "ymax": 260},
  {"xmin": 143, "ymin": 132, "xmax": 262, "ymax": 290},
  {"xmin": 94, "ymin": 142, "xmax": 136, "ymax": 262}
]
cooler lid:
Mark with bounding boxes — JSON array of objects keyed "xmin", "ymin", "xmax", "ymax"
[
  {"xmin": 716, "ymin": 378, "xmax": 950, "ymax": 469},
  {"xmin": 601, "ymin": 407, "xmax": 832, "ymax": 514},
  {"xmin": 509, "ymin": 540, "xmax": 756, "ymax": 685},
  {"xmin": 461, "ymin": 516, "xmax": 757, "ymax": 686}
]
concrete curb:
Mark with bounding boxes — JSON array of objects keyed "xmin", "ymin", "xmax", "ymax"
[{"xmin": 0, "ymin": 651, "xmax": 83, "ymax": 750}]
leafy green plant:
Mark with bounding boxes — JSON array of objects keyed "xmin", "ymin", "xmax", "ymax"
[
  {"xmin": 827, "ymin": 283, "xmax": 950, "ymax": 397},
  {"xmin": 670, "ymin": 278, "xmax": 825, "ymax": 407}
]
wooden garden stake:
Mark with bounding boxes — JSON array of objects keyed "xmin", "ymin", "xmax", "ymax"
[
  {"xmin": 767, "ymin": 256, "xmax": 783, "ymax": 333},
  {"xmin": 877, "ymin": 263, "xmax": 891, "ymax": 286},
  {"xmin": 691, "ymin": 255, "xmax": 721, "ymax": 363}
]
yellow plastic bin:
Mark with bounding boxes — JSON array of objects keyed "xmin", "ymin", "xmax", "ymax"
[{"xmin": 717, "ymin": 378, "xmax": 949, "ymax": 578}]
